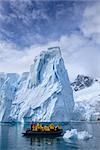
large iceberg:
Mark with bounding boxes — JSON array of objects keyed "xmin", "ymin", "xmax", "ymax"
[{"xmin": 0, "ymin": 47, "xmax": 74, "ymax": 122}]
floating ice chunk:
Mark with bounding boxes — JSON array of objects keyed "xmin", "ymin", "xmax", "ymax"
[
  {"xmin": 77, "ymin": 130, "xmax": 92, "ymax": 140},
  {"xmin": 63, "ymin": 129, "xmax": 77, "ymax": 140},
  {"xmin": 63, "ymin": 129, "xmax": 92, "ymax": 141}
]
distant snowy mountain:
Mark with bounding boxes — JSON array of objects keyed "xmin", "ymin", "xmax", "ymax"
[
  {"xmin": 0, "ymin": 47, "xmax": 74, "ymax": 122},
  {"xmin": 72, "ymin": 75, "xmax": 100, "ymax": 121},
  {"xmin": 71, "ymin": 75, "xmax": 94, "ymax": 91}
]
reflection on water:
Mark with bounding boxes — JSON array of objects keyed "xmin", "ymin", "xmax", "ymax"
[
  {"xmin": 29, "ymin": 137, "xmax": 60, "ymax": 149},
  {"xmin": 23, "ymin": 136, "xmax": 80, "ymax": 150},
  {"xmin": 0, "ymin": 122, "xmax": 100, "ymax": 150}
]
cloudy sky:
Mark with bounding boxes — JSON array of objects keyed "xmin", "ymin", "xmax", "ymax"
[{"xmin": 0, "ymin": 0, "xmax": 100, "ymax": 81}]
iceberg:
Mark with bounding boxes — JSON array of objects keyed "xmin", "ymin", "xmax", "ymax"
[
  {"xmin": 0, "ymin": 73, "xmax": 19, "ymax": 122},
  {"xmin": 63, "ymin": 129, "xmax": 92, "ymax": 141},
  {"xmin": 0, "ymin": 47, "xmax": 74, "ymax": 122}
]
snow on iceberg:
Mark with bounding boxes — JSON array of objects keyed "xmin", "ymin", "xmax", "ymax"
[
  {"xmin": 63, "ymin": 129, "xmax": 92, "ymax": 141},
  {"xmin": 0, "ymin": 47, "xmax": 74, "ymax": 122}
]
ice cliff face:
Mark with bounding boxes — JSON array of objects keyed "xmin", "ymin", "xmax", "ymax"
[
  {"xmin": 0, "ymin": 73, "xmax": 19, "ymax": 122},
  {"xmin": 0, "ymin": 47, "xmax": 74, "ymax": 122},
  {"xmin": 72, "ymin": 75, "xmax": 100, "ymax": 121}
]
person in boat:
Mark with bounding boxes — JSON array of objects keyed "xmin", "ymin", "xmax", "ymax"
[
  {"xmin": 31, "ymin": 121, "xmax": 35, "ymax": 131},
  {"xmin": 36, "ymin": 123, "xmax": 43, "ymax": 131},
  {"xmin": 55, "ymin": 125, "xmax": 60, "ymax": 131},
  {"xmin": 49, "ymin": 123, "xmax": 55, "ymax": 131},
  {"xmin": 32, "ymin": 123, "xmax": 43, "ymax": 132},
  {"xmin": 44, "ymin": 125, "xmax": 50, "ymax": 132}
]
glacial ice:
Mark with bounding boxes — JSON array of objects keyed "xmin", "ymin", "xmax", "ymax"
[
  {"xmin": 73, "ymin": 79, "xmax": 100, "ymax": 121},
  {"xmin": 63, "ymin": 129, "xmax": 92, "ymax": 141},
  {"xmin": 0, "ymin": 47, "xmax": 74, "ymax": 122},
  {"xmin": 0, "ymin": 73, "xmax": 19, "ymax": 122}
]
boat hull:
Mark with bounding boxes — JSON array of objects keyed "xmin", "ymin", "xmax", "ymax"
[{"xmin": 22, "ymin": 129, "xmax": 63, "ymax": 137}]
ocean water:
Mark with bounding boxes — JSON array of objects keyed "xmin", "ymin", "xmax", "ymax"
[{"xmin": 0, "ymin": 122, "xmax": 100, "ymax": 150}]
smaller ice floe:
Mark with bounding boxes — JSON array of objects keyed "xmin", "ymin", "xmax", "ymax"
[{"xmin": 63, "ymin": 129, "xmax": 92, "ymax": 141}]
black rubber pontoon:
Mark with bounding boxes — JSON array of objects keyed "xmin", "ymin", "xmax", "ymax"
[{"xmin": 22, "ymin": 129, "xmax": 63, "ymax": 137}]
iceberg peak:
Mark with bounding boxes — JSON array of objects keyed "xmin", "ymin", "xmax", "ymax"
[
  {"xmin": 0, "ymin": 47, "xmax": 74, "ymax": 123},
  {"xmin": 48, "ymin": 46, "xmax": 61, "ymax": 55}
]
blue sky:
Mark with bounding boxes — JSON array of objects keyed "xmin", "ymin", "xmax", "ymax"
[{"xmin": 0, "ymin": 0, "xmax": 100, "ymax": 81}]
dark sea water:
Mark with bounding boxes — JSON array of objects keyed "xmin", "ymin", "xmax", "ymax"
[{"xmin": 0, "ymin": 122, "xmax": 100, "ymax": 150}]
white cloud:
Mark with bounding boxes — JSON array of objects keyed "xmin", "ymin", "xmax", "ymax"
[
  {"xmin": 0, "ymin": 41, "xmax": 24, "ymax": 73},
  {"xmin": 59, "ymin": 34, "xmax": 100, "ymax": 81},
  {"xmin": 0, "ymin": 40, "xmax": 59, "ymax": 74},
  {"xmin": 81, "ymin": 2, "xmax": 100, "ymax": 45}
]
